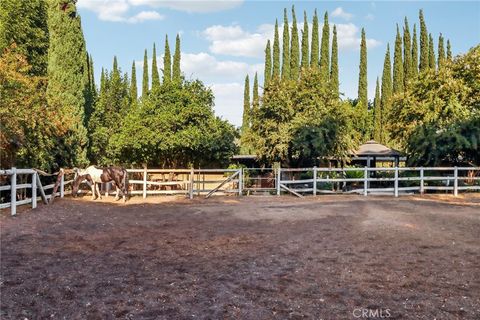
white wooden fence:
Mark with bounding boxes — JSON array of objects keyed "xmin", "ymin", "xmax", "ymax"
[{"xmin": 1, "ymin": 166, "xmax": 479, "ymax": 215}]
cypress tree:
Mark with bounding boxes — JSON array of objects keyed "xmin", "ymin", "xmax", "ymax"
[
  {"xmin": 281, "ymin": 8, "xmax": 290, "ymax": 80},
  {"xmin": 46, "ymin": 0, "xmax": 89, "ymax": 166},
  {"xmin": 403, "ymin": 17, "xmax": 412, "ymax": 88},
  {"xmin": 241, "ymin": 75, "xmax": 250, "ymax": 134},
  {"xmin": 428, "ymin": 33, "xmax": 435, "ymax": 69},
  {"xmin": 264, "ymin": 40, "xmax": 272, "ymax": 86},
  {"xmin": 272, "ymin": 20, "xmax": 280, "ymax": 78},
  {"xmin": 290, "ymin": 6, "xmax": 300, "ymax": 80},
  {"xmin": 330, "ymin": 25, "xmax": 339, "ymax": 98},
  {"xmin": 358, "ymin": 28, "xmax": 368, "ymax": 109},
  {"xmin": 84, "ymin": 52, "xmax": 95, "ymax": 123},
  {"xmin": 310, "ymin": 10, "xmax": 319, "ymax": 68},
  {"xmin": 163, "ymin": 35, "xmax": 171, "ymax": 82},
  {"xmin": 130, "ymin": 61, "xmax": 137, "ymax": 104},
  {"xmin": 373, "ymin": 77, "xmax": 381, "ymax": 142},
  {"xmin": 380, "ymin": 44, "xmax": 392, "ymax": 144},
  {"xmin": 253, "ymin": 72, "xmax": 259, "ymax": 110},
  {"xmin": 412, "ymin": 24, "xmax": 419, "ymax": 76},
  {"xmin": 151, "ymin": 43, "xmax": 160, "ymax": 91},
  {"xmin": 393, "ymin": 25, "xmax": 404, "ymax": 94},
  {"xmin": 89, "ymin": 54, "xmax": 96, "ymax": 94},
  {"xmin": 142, "ymin": 49, "xmax": 149, "ymax": 97},
  {"xmin": 437, "ymin": 33, "xmax": 445, "ymax": 69},
  {"xmin": 0, "ymin": 0, "xmax": 49, "ymax": 76},
  {"xmin": 319, "ymin": 11, "xmax": 330, "ymax": 82},
  {"xmin": 419, "ymin": 9, "xmax": 429, "ymax": 71},
  {"xmin": 172, "ymin": 34, "xmax": 181, "ymax": 82},
  {"xmin": 300, "ymin": 11, "xmax": 309, "ymax": 70},
  {"xmin": 447, "ymin": 40, "xmax": 452, "ymax": 61}
]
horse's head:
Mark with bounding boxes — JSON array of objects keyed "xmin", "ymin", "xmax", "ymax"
[{"xmin": 72, "ymin": 174, "xmax": 86, "ymax": 197}]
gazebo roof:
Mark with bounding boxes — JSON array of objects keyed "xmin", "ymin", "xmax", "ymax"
[{"xmin": 352, "ymin": 140, "xmax": 403, "ymax": 157}]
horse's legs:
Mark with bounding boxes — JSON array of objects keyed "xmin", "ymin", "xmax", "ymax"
[
  {"xmin": 95, "ymin": 183, "xmax": 102, "ymax": 199},
  {"xmin": 114, "ymin": 186, "xmax": 120, "ymax": 201},
  {"xmin": 91, "ymin": 182, "xmax": 96, "ymax": 200}
]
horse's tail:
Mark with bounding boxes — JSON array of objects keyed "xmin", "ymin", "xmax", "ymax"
[{"xmin": 123, "ymin": 169, "xmax": 129, "ymax": 199}]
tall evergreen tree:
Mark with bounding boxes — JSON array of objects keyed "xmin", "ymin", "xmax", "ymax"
[
  {"xmin": 330, "ymin": 25, "xmax": 339, "ymax": 98},
  {"xmin": 447, "ymin": 40, "xmax": 452, "ymax": 61},
  {"xmin": 437, "ymin": 33, "xmax": 446, "ymax": 69},
  {"xmin": 393, "ymin": 25, "xmax": 404, "ymax": 94},
  {"xmin": 380, "ymin": 44, "xmax": 392, "ymax": 144},
  {"xmin": 428, "ymin": 33, "xmax": 435, "ymax": 69},
  {"xmin": 319, "ymin": 11, "xmax": 330, "ymax": 82},
  {"xmin": 419, "ymin": 9, "xmax": 429, "ymax": 71},
  {"xmin": 130, "ymin": 61, "xmax": 137, "ymax": 104},
  {"xmin": 172, "ymin": 34, "xmax": 181, "ymax": 82},
  {"xmin": 412, "ymin": 24, "xmax": 419, "ymax": 76},
  {"xmin": 151, "ymin": 43, "xmax": 160, "ymax": 91},
  {"xmin": 281, "ymin": 8, "xmax": 290, "ymax": 80},
  {"xmin": 272, "ymin": 20, "xmax": 280, "ymax": 78},
  {"xmin": 142, "ymin": 49, "xmax": 149, "ymax": 97},
  {"xmin": 403, "ymin": 17, "xmax": 412, "ymax": 88},
  {"xmin": 0, "ymin": 0, "xmax": 49, "ymax": 76},
  {"xmin": 358, "ymin": 28, "xmax": 368, "ymax": 109},
  {"xmin": 84, "ymin": 52, "xmax": 95, "ymax": 123},
  {"xmin": 264, "ymin": 40, "xmax": 272, "ymax": 86},
  {"xmin": 290, "ymin": 6, "xmax": 300, "ymax": 80},
  {"xmin": 163, "ymin": 35, "xmax": 171, "ymax": 82},
  {"xmin": 46, "ymin": 0, "xmax": 89, "ymax": 166},
  {"xmin": 300, "ymin": 11, "xmax": 309, "ymax": 69},
  {"xmin": 310, "ymin": 10, "xmax": 319, "ymax": 68},
  {"xmin": 252, "ymin": 72, "xmax": 259, "ymax": 110},
  {"xmin": 373, "ymin": 77, "xmax": 381, "ymax": 142},
  {"xmin": 241, "ymin": 75, "xmax": 250, "ymax": 134}
]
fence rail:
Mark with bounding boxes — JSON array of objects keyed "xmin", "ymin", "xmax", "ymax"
[{"xmin": 1, "ymin": 166, "xmax": 479, "ymax": 215}]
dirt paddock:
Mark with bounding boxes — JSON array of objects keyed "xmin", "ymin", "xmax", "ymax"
[{"xmin": 1, "ymin": 194, "xmax": 479, "ymax": 319}]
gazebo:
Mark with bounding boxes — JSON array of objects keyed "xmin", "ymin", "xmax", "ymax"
[{"xmin": 350, "ymin": 140, "xmax": 405, "ymax": 167}]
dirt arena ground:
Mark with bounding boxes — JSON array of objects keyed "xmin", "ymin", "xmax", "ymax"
[{"xmin": 1, "ymin": 194, "xmax": 479, "ymax": 319}]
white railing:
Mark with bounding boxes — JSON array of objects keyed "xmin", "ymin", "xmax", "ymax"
[{"xmin": 1, "ymin": 166, "xmax": 479, "ymax": 215}]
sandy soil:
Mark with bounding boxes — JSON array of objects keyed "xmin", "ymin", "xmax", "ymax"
[{"xmin": 1, "ymin": 194, "xmax": 479, "ymax": 319}]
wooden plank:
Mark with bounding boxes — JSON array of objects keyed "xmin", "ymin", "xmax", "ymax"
[
  {"xmin": 280, "ymin": 184, "xmax": 304, "ymax": 198},
  {"xmin": 10, "ymin": 167, "xmax": 16, "ymax": 216},
  {"xmin": 36, "ymin": 174, "xmax": 48, "ymax": 205},
  {"xmin": 205, "ymin": 171, "xmax": 239, "ymax": 199}
]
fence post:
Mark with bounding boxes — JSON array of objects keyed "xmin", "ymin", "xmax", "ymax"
[
  {"xmin": 238, "ymin": 168, "xmax": 243, "ymax": 196},
  {"xmin": 313, "ymin": 166, "xmax": 317, "ymax": 196},
  {"xmin": 143, "ymin": 166, "xmax": 147, "ymax": 199},
  {"xmin": 60, "ymin": 173, "xmax": 65, "ymax": 198},
  {"xmin": 31, "ymin": 171, "xmax": 37, "ymax": 209},
  {"xmin": 11, "ymin": 167, "xmax": 16, "ymax": 216},
  {"xmin": 420, "ymin": 168, "xmax": 424, "ymax": 195},
  {"xmin": 276, "ymin": 166, "xmax": 281, "ymax": 196},
  {"xmin": 363, "ymin": 167, "xmax": 368, "ymax": 196},
  {"xmin": 189, "ymin": 167, "xmax": 194, "ymax": 200},
  {"xmin": 394, "ymin": 167, "xmax": 399, "ymax": 197},
  {"xmin": 454, "ymin": 166, "xmax": 458, "ymax": 197}
]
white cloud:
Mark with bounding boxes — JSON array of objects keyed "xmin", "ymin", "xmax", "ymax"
[
  {"xmin": 365, "ymin": 13, "xmax": 375, "ymax": 21},
  {"xmin": 77, "ymin": 0, "xmax": 163, "ymax": 23},
  {"xmin": 209, "ymin": 83, "xmax": 244, "ymax": 125},
  {"xmin": 129, "ymin": 0, "xmax": 243, "ymax": 13},
  {"xmin": 336, "ymin": 23, "xmax": 381, "ymax": 50},
  {"xmin": 331, "ymin": 7, "xmax": 353, "ymax": 21}
]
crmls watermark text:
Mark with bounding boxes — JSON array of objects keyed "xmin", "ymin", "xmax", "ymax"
[{"xmin": 352, "ymin": 308, "xmax": 391, "ymax": 318}]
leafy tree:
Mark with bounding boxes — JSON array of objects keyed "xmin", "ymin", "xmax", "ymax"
[
  {"xmin": 330, "ymin": 25, "xmax": 339, "ymax": 98},
  {"xmin": 272, "ymin": 20, "xmax": 280, "ymax": 78},
  {"xmin": 151, "ymin": 43, "xmax": 160, "ymax": 92},
  {"xmin": 172, "ymin": 34, "xmax": 181, "ymax": 82},
  {"xmin": 393, "ymin": 25, "xmax": 404, "ymax": 94},
  {"xmin": 419, "ymin": 9, "xmax": 429, "ymax": 71},
  {"xmin": 447, "ymin": 40, "xmax": 452, "ymax": 60},
  {"xmin": 142, "ymin": 49, "xmax": 148, "ymax": 97},
  {"xmin": 319, "ymin": 11, "xmax": 330, "ymax": 82},
  {"xmin": 428, "ymin": 33, "xmax": 435, "ymax": 69},
  {"xmin": 252, "ymin": 72, "xmax": 259, "ymax": 110},
  {"xmin": 46, "ymin": 0, "xmax": 88, "ymax": 166},
  {"xmin": 403, "ymin": 17, "xmax": 412, "ymax": 88},
  {"xmin": 356, "ymin": 28, "xmax": 370, "ymax": 140},
  {"xmin": 264, "ymin": 40, "xmax": 272, "ymax": 86},
  {"xmin": 310, "ymin": 10, "xmax": 319, "ymax": 68},
  {"xmin": 0, "ymin": 46, "xmax": 58, "ymax": 169},
  {"xmin": 300, "ymin": 11, "xmax": 309, "ymax": 70},
  {"xmin": 373, "ymin": 77, "xmax": 381, "ymax": 142},
  {"xmin": 0, "ymin": 0, "xmax": 49, "ymax": 76},
  {"xmin": 281, "ymin": 9, "xmax": 290, "ymax": 80},
  {"xmin": 437, "ymin": 33, "xmax": 446, "ymax": 69},
  {"xmin": 130, "ymin": 61, "xmax": 137, "ymax": 107},
  {"xmin": 290, "ymin": 6, "xmax": 300, "ymax": 80},
  {"xmin": 241, "ymin": 75, "xmax": 250, "ymax": 135},
  {"xmin": 163, "ymin": 35, "xmax": 171, "ymax": 82}
]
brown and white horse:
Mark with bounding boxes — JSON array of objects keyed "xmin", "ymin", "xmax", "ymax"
[{"xmin": 72, "ymin": 166, "xmax": 129, "ymax": 202}]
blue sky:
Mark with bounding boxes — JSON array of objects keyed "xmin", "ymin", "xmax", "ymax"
[{"xmin": 77, "ymin": 1, "xmax": 480, "ymax": 126}]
